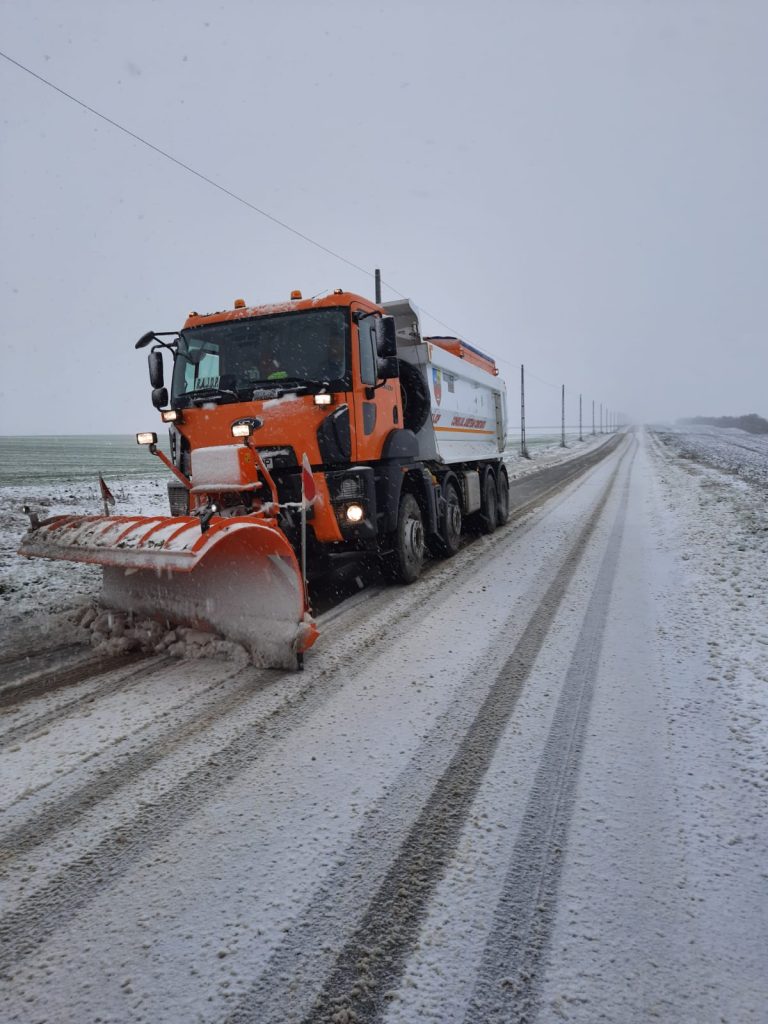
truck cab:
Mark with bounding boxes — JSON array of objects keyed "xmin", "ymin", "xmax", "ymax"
[{"xmin": 140, "ymin": 288, "xmax": 508, "ymax": 584}]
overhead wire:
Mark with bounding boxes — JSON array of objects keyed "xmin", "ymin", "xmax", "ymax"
[
  {"xmin": 1, "ymin": 49, "xmax": 605, "ymax": 411},
  {"xmin": 0, "ymin": 50, "xmax": 467, "ymax": 336},
  {"xmin": 0, "ymin": 49, "xmax": 374, "ymax": 280}
]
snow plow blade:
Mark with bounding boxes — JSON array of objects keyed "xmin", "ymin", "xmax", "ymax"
[{"xmin": 18, "ymin": 514, "xmax": 318, "ymax": 668}]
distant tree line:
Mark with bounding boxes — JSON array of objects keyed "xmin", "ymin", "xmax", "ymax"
[{"xmin": 679, "ymin": 414, "xmax": 768, "ymax": 434}]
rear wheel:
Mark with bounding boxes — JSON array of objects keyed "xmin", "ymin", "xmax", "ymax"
[
  {"xmin": 476, "ymin": 471, "xmax": 498, "ymax": 535},
  {"xmin": 384, "ymin": 492, "xmax": 425, "ymax": 583},
  {"xmin": 496, "ymin": 466, "xmax": 510, "ymax": 525},
  {"xmin": 427, "ymin": 479, "xmax": 463, "ymax": 558}
]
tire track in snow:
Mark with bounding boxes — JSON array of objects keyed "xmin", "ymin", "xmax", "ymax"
[
  {"xmin": 221, "ymin": 443, "xmax": 630, "ymax": 1024},
  {"xmin": 0, "ymin": 659, "xmax": 266, "ymax": 863},
  {"xmin": 0, "ymin": 439, "xmax": 623, "ymax": 977},
  {"xmin": 0, "ymin": 655, "xmax": 171, "ymax": 750},
  {"xmin": 0, "ymin": 440, "xmax": 614, "ymax": 870},
  {"xmin": 0, "ymin": 650, "xmax": 144, "ymax": 711},
  {"xmin": 463, "ymin": 444, "xmax": 636, "ymax": 1023},
  {"xmin": 0, "ymin": 641, "xmax": 82, "ymax": 673}
]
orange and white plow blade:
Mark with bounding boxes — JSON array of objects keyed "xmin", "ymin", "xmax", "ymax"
[{"xmin": 18, "ymin": 514, "xmax": 318, "ymax": 668}]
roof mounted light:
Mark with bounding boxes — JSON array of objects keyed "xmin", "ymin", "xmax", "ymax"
[
  {"xmin": 314, "ymin": 394, "xmax": 332, "ymax": 406},
  {"xmin": 161, "ymin": 409, "xmax": 181, "ymax": 423},
  {"xmin": 234, "ymin": 298, "xmax": 246, "ymax": 308},
  {"xmin": 291, "ymin": 289, "xmax": 302, "ymax": 300},
  {"xmin": 136, "ymin": 432, "xmax": 157, "ymax": 446}
]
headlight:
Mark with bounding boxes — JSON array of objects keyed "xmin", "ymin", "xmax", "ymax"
[
  {"xmin": 136, "ymin": 432, "xmax": 157, "ymax": 446},
  {"xmin": 232, "ymin": 423, "xmax": 252, "ymax": 438},
  {"xmin": 314, "ymin": 394, "xmax": 332, "ymax": 406},
  {"xmin": 161, "ymin": 409, "xmax": 181, "ymax": 423},
  {"xmin": 345, "ymin": 503, "xmax": 364, "ymax": 523}
]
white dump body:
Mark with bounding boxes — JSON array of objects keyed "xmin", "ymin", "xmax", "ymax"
[{"xmin": 383, "ymin": 299, "xmax": 507, "ymax": 465}]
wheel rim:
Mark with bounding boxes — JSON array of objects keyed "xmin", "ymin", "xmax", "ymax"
[
  {"xmin": 446, "ymin": 490, "xmax": 462, "ymax": 545},
  {"xmin": 403, "ymin": 510, "xmax": 424, "ymax": 569}
]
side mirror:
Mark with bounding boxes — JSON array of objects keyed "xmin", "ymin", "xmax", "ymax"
[
  {"xmin": 148, "ymin": 351, "xmax": 165, "ymax": 389},
  {"xmin": 374, "ymin": 316, "xmax": 397, "ymax": 358},
  {"xmin": 152, "ymin": 387, "xmax": 168, "ymax": 409},
  {"xmin": 136, "ymin": 331, "xmax": 156, "ymax": 349},
  {"xmin": 377, "ymin": 355, "xmax": 399, "ymax": 381}
]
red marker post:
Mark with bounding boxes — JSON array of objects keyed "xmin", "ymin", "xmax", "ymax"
[
  {"xmin": 98, "ymin": 474, "xmax": 116, "ymax": 516},
  {"xmin": 300, "ymin": 454, "xmax": 316, "ymax": 607}
]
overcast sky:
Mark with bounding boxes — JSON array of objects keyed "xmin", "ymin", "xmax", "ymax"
[{"xmin": 1, "ymin": 0, "xmax": 766, "ymax": 435}]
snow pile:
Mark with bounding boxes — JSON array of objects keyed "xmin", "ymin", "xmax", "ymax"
[{"xmin": 71, "ymin": 603, "xmax": 251, "ymax": 665}]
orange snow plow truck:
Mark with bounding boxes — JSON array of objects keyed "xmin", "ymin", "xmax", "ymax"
[{"xmin": 19, "ymin": 290, "xmax": 508, "ymax": 668}]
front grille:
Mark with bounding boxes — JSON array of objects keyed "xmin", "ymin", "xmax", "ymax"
[{"xmin": 337, "ymin": 477, "xmax": 363, "ymax": 499}]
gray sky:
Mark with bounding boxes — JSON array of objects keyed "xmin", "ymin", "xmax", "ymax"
[{"xmin": 1, "ymin": 0, "xmax": 766, "ymax": 435}]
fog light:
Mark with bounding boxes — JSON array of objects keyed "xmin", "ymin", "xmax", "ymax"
[
  {"xmin": 345, "ymin": 503, "xmax": 364, "ymax": 523},
  {"xmin": 161, "ymin": 409, "xmax": 180, "ymax": 423},
  {"xmin": 136, "ymin": 432, "xmax": 157, "ymax": 445},
  {"xmin": 232, "ymin": 423, "xmax": 252, "ymax": 438},
  {"xmin": 314, "ymin": 394, "xmax": 332, "ymax": 406}
]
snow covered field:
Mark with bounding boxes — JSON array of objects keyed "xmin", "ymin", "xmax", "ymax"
[
  {"xmin": 0, "ymin": 426, "xmax": 765, "ymax": 1023},
  {"xmin": 654, "ymin": 421, "xmax": 768, "ymax": 488}
]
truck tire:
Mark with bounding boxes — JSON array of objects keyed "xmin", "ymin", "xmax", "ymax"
[
  {"xmin": 383, "ymin": 492, "xmax": 425, "ymax": 583},
  {"xmin": 496, "ymin": 466, "xmax": 510, "ymax": 524},
  {"xmin": 427, "ymin": 479, "xmax": 463, "ymax": 559},
  {"xmin": 476, "ymin": 471, "xmax": 498, "ymax": 535},
  {"xmin": 398, "ymin": 360, "xmax": 431, "ymax": 433}
]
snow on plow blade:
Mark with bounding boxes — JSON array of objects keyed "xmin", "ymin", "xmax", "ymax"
[{"xmin": 18, "ymin": 514, "xmax": 318, "ymax": 668}]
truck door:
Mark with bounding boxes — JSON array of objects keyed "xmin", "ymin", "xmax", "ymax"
[{"xmin": 350, "ymin": 313, "xmax": 401, "ymax": 462}]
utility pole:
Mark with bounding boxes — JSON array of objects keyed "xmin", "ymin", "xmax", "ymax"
[
  {"xmin": 592, "ymin": 399, "xmax": 595, "ymax": 436},
  {"xmin": 520, "ymin": 364, "xmax": 530, "ymax": 458},
  {"xmin": 561, "ymin": 385, "xmax": 566, "ymax": 447},
  {"xmin": 374, "ymin": 268, "xmax": 381, "ymax": 305},
  {"xmin": 600, "ymin": 402, "xmax": 603, "ymax": 434},
  {"xmin": 579, "ymin": 393, "xmax": 583, "ymax": 442}
]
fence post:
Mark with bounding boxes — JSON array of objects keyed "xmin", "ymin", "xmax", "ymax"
[
  {"xmin": 560, "ymin": 385, "xmax": 566, "ymax": 447},
  {"xmin": 521, "ymin": 364, "xmax": 530, "ymax": 458}
]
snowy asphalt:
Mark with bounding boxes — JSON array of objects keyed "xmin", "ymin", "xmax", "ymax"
[{"xmin": 1, "ymin": 428, "xmax": 766, "ymax": 1023}]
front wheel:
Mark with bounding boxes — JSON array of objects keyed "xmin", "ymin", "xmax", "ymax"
[{"xmin": 383, "ymin": 492, "xmax": 425, "ymax": 583}]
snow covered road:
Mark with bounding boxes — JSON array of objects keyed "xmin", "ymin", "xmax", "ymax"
[{"xmin": 1, "ymin": 429, "xmax": 765, "ymax": 1023}]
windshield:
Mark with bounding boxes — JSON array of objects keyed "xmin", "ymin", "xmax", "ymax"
[{"xmin": 171, "ymin": 308, "xmax": 349, "ymax": 405}]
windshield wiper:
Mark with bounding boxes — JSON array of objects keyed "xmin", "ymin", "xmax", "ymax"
[
  {"xmin": 180, "ymin": 386, "xmax": 241, "ymax": 406},
  {"xmin": 248, "ymin": 377, "xmax": 333, "ymax": 392}
]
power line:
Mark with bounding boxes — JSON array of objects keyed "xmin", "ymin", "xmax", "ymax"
[
  {"xmin": 0, "ymin": 49, "xmax": 375, "ymax": 279},
  {"xmin": 1, "ymin": 49, "xmax": 608, "ymax": 412},
  {"xmin": 0, "ymin": 50, "xmax": 468, "ymax": 340}
]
